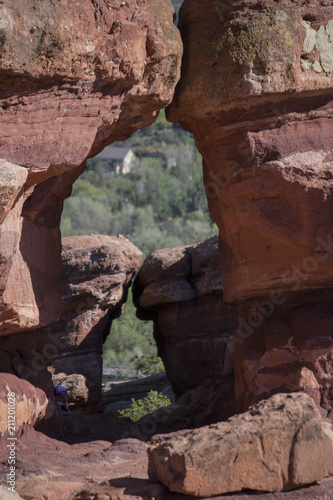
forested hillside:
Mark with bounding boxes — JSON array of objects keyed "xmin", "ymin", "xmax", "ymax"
[{"xmin": 61, "ymin": 112, "xmax": 215, "ymax": 258}]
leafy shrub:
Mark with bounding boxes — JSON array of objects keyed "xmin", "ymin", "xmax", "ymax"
[{"xmin": 118, "ymin": 390, "xmax": 171, "ymax": 422}]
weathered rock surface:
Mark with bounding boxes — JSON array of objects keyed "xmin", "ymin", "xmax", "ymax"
[
  {"xmin": 168, "ymin": 0, "xmax": 333, "ymax": 415},
  {"xmin": 36, "ymin": 235, "xmax": 142, "ymax": 414},
  {"xmin": 0, "ymin": 162, "xmax": 84, "ymax": 336},
  {"xmin": 239, "ymin": 328, "xmax": 333, "ymax": 420},
  {"xmin": 0, "ymin": 373, "xmax": 49, "ymax": 437},
  {"xmin": 1, "ymin": 396, "xmax": 333, "ymax": 500},
  {"xmin": 0, "ymin": 0, "xmax": 182, "ymax": 336},
  {"xmin": 169, "ymin": 0, "xmax": 333, "ymax": 302},
  {"xmin": 0, "ymin": 235, "xmax": 142, "ymax": 417},
  {"xmin": 0, "ymin": 0, "xmax": 182, "ymax": 177},
  {"xmin": 134, "ymin": 236, "xmax": 237, "ymax": 397},
  {"xmin": 148, "ymin": 392, "xmax": 333, "ymax": 497}
]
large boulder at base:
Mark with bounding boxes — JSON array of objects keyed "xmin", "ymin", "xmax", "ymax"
[
  {"xmin": 134, "ymin": 236, "xmax": 237, "ymax": 397},
  {"xmin": 148, "ymin": 392, "xmax": 333, "ymax": 496},
  {"xmin": 167, "ymin": 0, "xmax": 333, "ymax": 416},
  {"xmin": 0, "ymin": 0, "xmax": 182, "ymax": 336},
  {"xmin": 0, "ymin": 373, "xmax": 49, "ymax": 436}
]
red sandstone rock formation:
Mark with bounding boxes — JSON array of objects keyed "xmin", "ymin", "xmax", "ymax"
[
  {"xmin": 148, "ymin": 393, "xmax": 333, "ymax": 496},
  {"xmin": 0, "ymin": 235, "xmax": 142, "ymax": 415},
  {"xmin": 50, "ymin": 235, "xmax": 142, "ymax": 413},
  {"xmin": 0, "ymin": 373, "xmax": 49, "ymax": 437},
  {"xmin": 168, "ymin": 0, "xmax": 333, "ymax": 416},
  {"xmin": 0, "ymin": 0, "xmax": 182, "ymax": 336},
  {"xmin": 134, "ymin": 236, "xmax": 237, "ymax": 397},
  {"xmin": 1, "ymin": 407, "xmax": 333, "ymax": 499}
]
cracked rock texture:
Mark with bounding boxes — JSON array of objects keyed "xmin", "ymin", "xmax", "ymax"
[
  {"xmin": 168, "ymin": 0, "xmax": 333, "ymax": 416},
  {"xmin": 134, "ymin": 236, "xmax": 237, "ymax": 397},
  {"xmin": 148, "ymin": 392, "xmax": 333, "ymax": 496},
  {"xmin": 0, "ymin": 0, "xmax": 182, "ymax": 336}
]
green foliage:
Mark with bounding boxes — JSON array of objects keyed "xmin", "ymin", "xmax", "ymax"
[
  {"xmin": 118, "ymin": 390, "xmax": 171, "ymax": 422},
  {"xmin": 102, "ymin": 300, "xmax": 160, "ymax": 380},
  {"xmin": 132, "ymin": 332, "xmax": 165, "ymax": 376}
]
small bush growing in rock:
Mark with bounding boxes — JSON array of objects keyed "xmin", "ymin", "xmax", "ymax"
[{"xmin": 118, "ymin": 390, "xmax": 171, "ymax": 422}]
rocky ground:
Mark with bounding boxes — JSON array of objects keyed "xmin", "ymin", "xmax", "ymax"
[
  {"xmin": 1, "ymin": 379, "xmax": 333, "ymax": 500},
  {"xmin": 1, "ymin": 416, "xmax": 333, "ymax": 500}
]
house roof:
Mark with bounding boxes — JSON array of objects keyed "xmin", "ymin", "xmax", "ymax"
[{"xmin": 96, "ymin": 146, "xmax": 132, "ymax": 161}]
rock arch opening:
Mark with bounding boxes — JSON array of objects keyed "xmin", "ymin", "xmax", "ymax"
[{"xmin": 1, "ymin": 0, "xmax": 333, "ymax": 497}]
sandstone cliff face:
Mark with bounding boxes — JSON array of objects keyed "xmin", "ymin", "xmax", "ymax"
[
  {"xmin": 168, "ymin": 0, "xmax": 333, "ymax": 415},
  {"xmin": 134, "ymin": 236, "xmax": 237, "ymax": 397},
  {"xmin": 0, "ymin": 0, "xmax": 182, "ymax": 336}
]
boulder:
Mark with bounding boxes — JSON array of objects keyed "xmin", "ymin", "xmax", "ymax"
[
  {"xmin": 134, "ymin": 236, "xmax": 237, "ymax": 397},
  {"xmin": 0, "ymin": 373, "xmax": 49, "ymax": 436},
  {"xmin": 148, "ymin": 392, "xmax": 333, "ymax": 496},
  {"xmin": 168, "ymin": 0, "xmax": 333, "ymax": 415}
]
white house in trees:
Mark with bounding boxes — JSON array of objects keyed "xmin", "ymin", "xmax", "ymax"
[{"xmin": 95, "ymin": 146, "xmax": 135, "ymax": 175}]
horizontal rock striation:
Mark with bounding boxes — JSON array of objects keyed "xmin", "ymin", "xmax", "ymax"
[
  {"xmin": 134, "ymin": 236, "xmax": 237, "ymax": 397},
  {"xmin": 168, "ymin": 0, "xmax": 333, "ymax": 416}
]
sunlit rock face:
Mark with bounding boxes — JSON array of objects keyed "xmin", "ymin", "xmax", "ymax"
[
  {"xmin": 0, "ymin": 0, "xmax": 182, "ymax": 336},
  {"xmin": 168, "ymin": 0, "xmax": 333, "ymax": 415},
  {"xmin": 148, "ymin": 393, "xmax": 333, "ymax": 496}
]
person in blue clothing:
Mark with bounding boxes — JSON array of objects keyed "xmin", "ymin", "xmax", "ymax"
[{"xmin": 53, "ymin": 384, "xmax": 70, "ymax": 412}]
